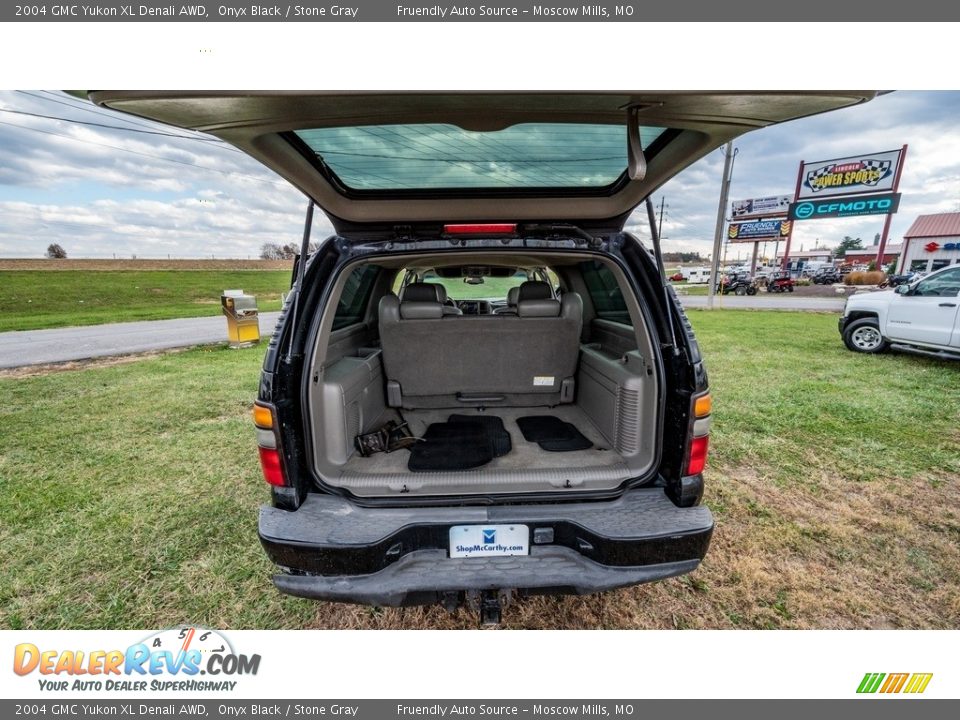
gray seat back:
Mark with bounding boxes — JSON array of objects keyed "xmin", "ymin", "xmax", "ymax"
[{"xmin": 379, "ymin": 288, "xmax": 583, "ymax": 408}]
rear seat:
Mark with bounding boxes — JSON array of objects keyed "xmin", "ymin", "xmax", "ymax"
[
  {"xmin": 401, "ymin": 281, "xmax": 462, "ymax": 316},
  {"xmin": 379, "ymin": 281, "xmax": 583, "ymax": 408}
]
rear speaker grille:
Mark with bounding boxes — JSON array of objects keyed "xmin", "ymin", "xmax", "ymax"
[
  {"xmin": 346, "ymin": 401, "xmax": 361, "ymax": 440},
  {"xmin": 615, "ymin": 388, "xmax": 641, "ymax": 455}
]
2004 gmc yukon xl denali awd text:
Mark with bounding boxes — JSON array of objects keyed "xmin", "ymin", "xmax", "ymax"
[{"xmin": 79, "ymin": 91, "xmax": 878, "ymax": 622}]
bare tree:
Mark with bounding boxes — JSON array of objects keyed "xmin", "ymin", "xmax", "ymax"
[{"xmin": 46, "ymin": 243, "xmax": 68, "ymax": 259}]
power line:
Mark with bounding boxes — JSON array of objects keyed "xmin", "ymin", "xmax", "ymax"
[
  {"xmin": 0, "ymin": 118, "xmax": 290, "ymax": 187},
  {"xmin": 18, "ymin": 91, "xmax": 245, "ymax": 155},
  {"xmin": 0, "ymin": 106, "xmax": 231, "ymax": 145}
]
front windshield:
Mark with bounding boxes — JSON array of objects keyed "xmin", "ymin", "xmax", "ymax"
[
  {"xmin": 392, "ymin": 269, "xmax": 556, "ymax": 302},
  {"xmin": 423, "ymin": 270, "xmax": 530, "ymax": 301}
]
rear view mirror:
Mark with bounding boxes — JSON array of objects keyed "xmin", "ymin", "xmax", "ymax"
[
  {"xmin": 464, "ymin": 277, "xmax": 485, "ymax": 285},
  {"xmin": 895, "ymin": 284, "xmax": 910, "ymax": 295}
]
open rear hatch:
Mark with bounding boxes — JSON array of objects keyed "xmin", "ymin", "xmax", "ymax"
[{"xmin": 84, "ymin": 91, "xmax": 877, "ymax": 230}]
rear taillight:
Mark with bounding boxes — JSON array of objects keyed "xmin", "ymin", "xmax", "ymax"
[
  {"xmin": 686, "ymin": 435, "xmax": 709, "ymax": 476},
  {"xmin": 443, "ymin": 223, "xmax": 517, "ymax": 235},
  {"xmin": 684, "ymin": 392, "xmax": 711, "ymax": 476},
  {"xmin": 258, "ymin": 446, "xmax": 286, "ymax": 487},
  {"xmin": 253, "ymin": 402, "xmax": 288, "ymax": 487}
]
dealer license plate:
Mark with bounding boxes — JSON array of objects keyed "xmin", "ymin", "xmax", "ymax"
[{"xmin": 448, "ymin": 524, "xmax": 529, "ymax": 559}]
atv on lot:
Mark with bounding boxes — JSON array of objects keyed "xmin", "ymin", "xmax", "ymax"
[
  {"xmin": 767, "ymin": 272, "xmax": 795, "ymax": 293},
  {"xmin": 813, "ymin": 268, "xmax": 842, "ymax": 285},
  {"xmin": 717, "ymin": 271, "xmax": 757, "ymax": 296}
]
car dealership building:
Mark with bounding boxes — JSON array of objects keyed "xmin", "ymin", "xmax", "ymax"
[{"xmin": 899, "ymin": 212, "xmax": 960, "ymax": 273}]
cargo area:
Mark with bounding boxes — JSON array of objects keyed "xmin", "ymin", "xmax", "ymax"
[{"xmin": 305, "ymin": 252, "xmax": 662, "ymax": 497}]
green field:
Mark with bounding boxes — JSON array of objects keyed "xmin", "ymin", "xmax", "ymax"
[
  {"xmin": 0, "ymin": 270, "xmax": 293, "ymax": 332},
  {"xmin": 1, "ymin": 311, "xmax": 958, "ymax": 629}
]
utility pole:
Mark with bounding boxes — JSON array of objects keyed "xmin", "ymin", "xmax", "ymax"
[
  {"xmin": 657, "ymin": 196, "xmax": 667, "ymax": 239},
  {"xmin": 707, "ymin": 143, "xmax": 736, "ymax": 309}
]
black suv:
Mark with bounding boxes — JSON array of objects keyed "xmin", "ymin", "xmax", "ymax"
[{"xmin": 83, "ymin": 92, "xmax": 875, "ymax": 621}]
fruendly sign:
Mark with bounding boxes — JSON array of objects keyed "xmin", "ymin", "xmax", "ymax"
[
  {"xmin": 731, "ymin": 195, "xmax": 793, "ymax": 218},
  {"xmin": 789, "ymin": 192, "xmax": 901, "ymax": 221},
  {"xmin": 797, "ymin": 148, "xmax": 903, "ymax": 199},
  {"xmin": 727, "ymin": 219, "xmax": 791, "ymax": 242}
]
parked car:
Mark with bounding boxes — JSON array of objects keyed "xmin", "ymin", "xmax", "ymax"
[
  {"xmin": 668, "ymin": 271, "xmax": 685, "ymax": 282},
  {"xmin": 839, "ymin": 265, "xmax": 960, "ymax": 359},
  {"xmin": 80, "ymin": 90, "xmax": 878, "ymax": 622}
]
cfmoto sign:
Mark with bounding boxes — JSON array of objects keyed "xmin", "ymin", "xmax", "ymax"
[{"xmin": 788, "ymin": 192, "xmax": 901, "ymax": 221}]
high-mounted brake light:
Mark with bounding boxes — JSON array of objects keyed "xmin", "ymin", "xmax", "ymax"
[
  {"xmin": 443, "ymin": 223, "xmax": 517, "ymax": 235},
  {"xmin": 258, "ymin": 446, "xmax": 286, "ymax": 487}
]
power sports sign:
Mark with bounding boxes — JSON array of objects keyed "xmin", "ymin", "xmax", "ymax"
[
  {"xmin": 788, "ymin": 192, "xmax": 901, "ymax": 220},
  {"xmin": 797, "ymin": 148, "xmax": 904, "ymax": 199}
]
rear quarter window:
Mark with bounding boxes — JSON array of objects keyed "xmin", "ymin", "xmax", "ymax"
[
  {"xmin": 579, "ymin": 260, "xmax": 632, "ymax": 326},
  {"xmin": 332, "ymin": 265, "xmax": 379, "ymax": 330}
]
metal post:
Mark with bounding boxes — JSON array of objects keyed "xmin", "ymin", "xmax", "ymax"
[
  {"xmin": 875, "ymin": 144, "xmax": 908, "ymax": 271},
  {"xmin": 781, "ymin": 160, "xmax": 805, "ymax": 271},
  {"xmin": 707, "ymin": 143, "xmax": 736, "ymax": 310},
  {"xmin": 750, "ymin": 241, "xmax": 760, "ymax": 276}
]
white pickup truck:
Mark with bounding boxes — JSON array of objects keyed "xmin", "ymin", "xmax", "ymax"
[{"xmin": 839, "ymin": 265, "xmax": 960, "ymax": 360}]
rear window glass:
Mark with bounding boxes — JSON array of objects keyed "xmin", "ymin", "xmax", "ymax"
[
  {"xmin": 293, "ymin": 123, "xmax": 667, "ymax": 191},
  {"xmin": 332, "ymin": 265, "xmax": 379, "ymax": 330},
  {"xmin": 580, "ymin": 261, "xmax": 631, "ymax": 326}
]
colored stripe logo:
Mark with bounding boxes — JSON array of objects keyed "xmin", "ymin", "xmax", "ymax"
[{"xmin": 857, "ymin": 672, "xmax": 933, "ymax": 694}]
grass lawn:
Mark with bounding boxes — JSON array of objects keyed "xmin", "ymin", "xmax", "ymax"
[
  {"xmin": 1, "ymin": 311, "xmax": 958, "ymax": 629},
  {"xmin": 0, "ymin": 270, "xmax": 292, "ymax": 332}
]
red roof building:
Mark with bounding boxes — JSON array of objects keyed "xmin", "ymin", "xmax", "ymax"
[{"xmin": 899, "ymin": 212, "xmax": 960, "ymax": 273}]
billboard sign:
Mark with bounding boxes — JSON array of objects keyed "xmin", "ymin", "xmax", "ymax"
[
  {"xmin": 731, "ymin": 195, "xmax": 792, "ymax": 218},
  {"xmin": 789, "ymin": 192, "xmax": 901, "ymax": 221},
  {"xmin": 727, "ymin": 219, "xmax": 791, "ymax": 242},
  {"xmin": 797, "ymin": 148, "xmax": 904, "ymax": 199}
]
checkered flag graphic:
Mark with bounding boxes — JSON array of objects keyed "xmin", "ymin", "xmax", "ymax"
[
  {"xmin": 860, "ymin": 159, "xmax": 893, "ymax": 185},
  {"xmin": 805, "ymin": 165, "xmax": 835, "ymax": 192}
]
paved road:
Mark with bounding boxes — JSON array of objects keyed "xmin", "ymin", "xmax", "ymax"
[
  {"xmin": 679, "ymin": 295, "xmax": 847, "ymax": 311},
  {"xmin": 0, "ymin": 312, "xmax": 282, "ymax": 369},
  {"xmin": 0, "ymin": 294, "xmax": 845, "ymax": 369}
]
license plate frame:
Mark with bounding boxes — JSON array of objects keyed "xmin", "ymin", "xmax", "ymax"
[{"xmin": 448, "ymin": 524, "xmax": 530, "ymax": 559}]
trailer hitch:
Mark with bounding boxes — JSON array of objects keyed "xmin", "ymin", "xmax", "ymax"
[{"xmin": 465, "ymin": 589, "xmax": 513, "ymax": 626}]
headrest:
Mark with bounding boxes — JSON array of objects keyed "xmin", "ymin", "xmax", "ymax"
[
  {"xmin": 379, "ymin": 293, "xmax": 400, "ymax": 324},
  {"xmin": 403, "ymin": 282, "xmax": 442, "ymax": 303},
  {"xmin": 518, "ymin": 281, "xmax": 553, "ymax": 302},
  {"xmin": 517, "ymin": 299, "xmax": 561, "ymax": 317},
  {"xmin": 506, "ymin": 286, "xmax": 521, "ymax": 307},
  {"xmin": 560, "ymin": 291, "xmax": 583, "ymax": 322},
  {"xmin": 399, "ymin": 301, "xmax": 444, "ymax": 320}
]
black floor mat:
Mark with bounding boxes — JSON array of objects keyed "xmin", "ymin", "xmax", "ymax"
[
  {"xmin": 407, "ymin": 421, "xmax": 495, "ymax": 472},
  {"xmin": 447, "ymin": 414, "xmax": 512, "ymax": 457},
  {"xmin": 516, "ymin": 415, "xmax": 593, "ymax": 452}
]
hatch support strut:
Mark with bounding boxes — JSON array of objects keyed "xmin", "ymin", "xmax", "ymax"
[
  {"xmin": 285, "ymin": 199, "xmax": 315, "ymax": 363},
  {"xmin": 645, "ymin": 196, "xmax": 680, "ymax": 356}
]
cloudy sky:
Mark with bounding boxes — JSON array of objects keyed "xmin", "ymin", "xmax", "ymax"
[{"xmin": 1, "ymin": 90, "xmax": 959, "ymax": 259}]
